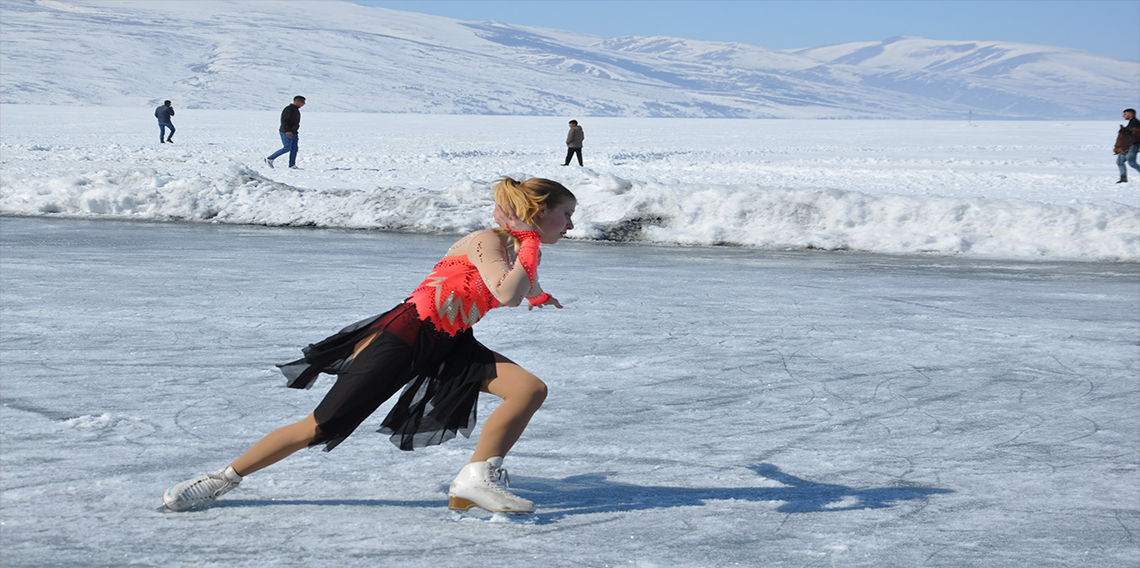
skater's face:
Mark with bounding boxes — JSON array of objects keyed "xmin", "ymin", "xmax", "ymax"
[{"xmin": 534, "ymin": 199, "xmax": 575, "ymax": 244}]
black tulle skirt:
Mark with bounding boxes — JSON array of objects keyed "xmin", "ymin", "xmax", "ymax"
[{"xmin": 277, "ymin": 302, "xmax": 497, "ymax": 451}]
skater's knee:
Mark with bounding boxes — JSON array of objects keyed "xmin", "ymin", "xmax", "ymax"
[
  {"xmin": 485, "ymin": 361, "xmax": 548, "ymax": 409},
  {"xmin": 492, "ymin": 374, "xmax": 547, "ymax": 409},
  {"xmin": 518, "ymin": 377, "xmax": 548, "ymax": 410}
]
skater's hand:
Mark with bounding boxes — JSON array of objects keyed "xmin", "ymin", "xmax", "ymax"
[
  {"xmin": 494, "ymin": 204, "xmax": 539, "ymax": 234},
  {"xmin": 527, "ymin": 295, "xmax": 562, "ymax": 310}
]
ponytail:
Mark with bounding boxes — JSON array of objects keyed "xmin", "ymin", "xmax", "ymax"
[
  {"xmin": 492, "ymin": 177, "xmax": 575, "ymax": 247},
  {"xmin": 493, "ymin": 176, "xmax": 575, "ymax": 226}
]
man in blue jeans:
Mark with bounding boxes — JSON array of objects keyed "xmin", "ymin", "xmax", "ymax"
[
  {"xmin": 267, "ymin": 96, "xmax": 306, "ymax": 169},
  {"xmin": 155, "ymin": 100, "xmax": 175, "ymax": 143}
]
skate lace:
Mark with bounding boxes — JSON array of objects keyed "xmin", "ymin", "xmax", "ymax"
[
  {"xmin": 180, "ymin": 472, "xmax": 235, "ymax": 503},
  {"xmin": 487, "ymin": 464, "xmax": 511, "ymax": 492}
]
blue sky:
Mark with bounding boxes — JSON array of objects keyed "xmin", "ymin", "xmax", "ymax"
[{"xmin": 355, "ymin": 1, "xmax": 1139, "ymax": 60}]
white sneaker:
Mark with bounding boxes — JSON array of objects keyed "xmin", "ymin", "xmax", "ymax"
[
  {"xmin": 265, "ymin": 157, "xmax": 274, "ymax": 168},
  {"xmin": 162, "ymin": 466, "xmax": 242, "ymax": 511},
  {"xmin": 448, "ymin": 457, "xmax": 534, "ymax": 513}
]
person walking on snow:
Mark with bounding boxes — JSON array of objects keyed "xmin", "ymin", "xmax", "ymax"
[
  {"xmin": 1117, "ymin": 108, "xmax": 1140, "ymax": 183},
  {"xmin": 563, "ymin": 120, "xmax": 584, "ymax": 166},
  {"xmin": 162, "ymin": 177, "xmax": 577, "ymax": 515},
  {"xmin": 267, "ymin": 96, "xmax": 305, "ymax": 169},
  {"xmin": 155, "ymin": 100, "xmax": 175, "ymax": 144}
]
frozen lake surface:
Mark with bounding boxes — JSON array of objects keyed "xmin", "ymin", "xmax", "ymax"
[{"xmin": 1, "ymin": 216, "xmax": 1137, "ymax": 567}]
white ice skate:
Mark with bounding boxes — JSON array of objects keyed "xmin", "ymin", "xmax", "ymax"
[
  {"xmin": 162, "ymin": 466, "xmax": 242, "ymax": 511},
  {"xmin": 448, "ymin": 457, "xmax": 534, "ymax": 514}
]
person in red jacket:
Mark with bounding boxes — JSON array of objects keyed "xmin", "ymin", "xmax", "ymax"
[{"xmin": 162, "ymin": 177, "xmax": 576, "ymax": 515}]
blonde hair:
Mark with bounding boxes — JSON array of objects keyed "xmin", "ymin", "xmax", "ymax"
[{"xmin": 493, "ymin": 177, "xmax": 575, "ymax": 229}]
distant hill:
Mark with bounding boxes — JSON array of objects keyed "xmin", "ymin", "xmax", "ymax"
[{"xmin": 1, "ymin": 0, "xmax": 1135, "ymax": 118}]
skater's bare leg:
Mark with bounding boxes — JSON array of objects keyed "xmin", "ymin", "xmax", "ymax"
[
  {"xmin": 470, "ymin": 354, "xmax": 547, "ymax": 463},
  {"xmin": 228, "ymin": 333, "xmax": 380, "ymax": 476},
  {"xmin": 229, "ymin": 413, "xmax": 321, "ymax": 476},
  {"xmin": 229, "ymin": 333, "xmax": 379, "ymax": 476}
]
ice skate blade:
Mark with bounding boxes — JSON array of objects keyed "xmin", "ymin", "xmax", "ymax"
[{"xmin": 448, "ymin": 496, "xmax": 533, "ymax": 514}]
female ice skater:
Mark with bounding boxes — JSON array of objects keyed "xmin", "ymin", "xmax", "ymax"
[{"xmin": 162, "ymin": 177, "xmax": 576, "ymax": 514}]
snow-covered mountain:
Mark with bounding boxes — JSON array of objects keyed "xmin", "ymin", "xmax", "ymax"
[{"xmin": 1, "ymin": 0, "xmax": 1135, "ymax": 118}]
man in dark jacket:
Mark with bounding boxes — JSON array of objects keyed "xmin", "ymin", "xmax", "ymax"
[
  {"xmin": 266, "ymin": 96, "xmax": 306, "ymax": 169},
  {"xmin": 155, "ymin": 100, "xmax": 175, "ymax": 144},
  {"xmin": 563, "ymin": 120, "xmax": 584, "ymax": 166},
  {"xmin": 1117, "ymin": 108, "xmax": 1140, "ymax": 183}
]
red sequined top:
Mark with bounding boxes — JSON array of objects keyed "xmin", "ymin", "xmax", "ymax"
[{"xmin": 407, "ymin": 230, "xmax": 542, "ymax": 336}]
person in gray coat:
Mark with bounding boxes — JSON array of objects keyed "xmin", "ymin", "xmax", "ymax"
[
  {"xmin": 155, "ymin": 100, "xmax": 175, "ymax": 144},
  {"xmin": 563, "ymin": 120, "xmax": 584, "ymax": 166}
]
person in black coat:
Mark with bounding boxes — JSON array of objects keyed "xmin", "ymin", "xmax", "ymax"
[
  {"xmin": 1117, "ymin": 108, "xmax": 1140, "ymax": 183},
  {"xmin": 266, "ymin": 96, "xmax": 306, "ymax": 169},
  {"xmin": 154, "ymin": 100, "xmax": 175, "ymax": 144}
]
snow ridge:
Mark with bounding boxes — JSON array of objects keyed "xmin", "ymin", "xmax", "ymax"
[{"xmin": 3, "ymin": 162, "xmax": 1135, "ymax": 262}]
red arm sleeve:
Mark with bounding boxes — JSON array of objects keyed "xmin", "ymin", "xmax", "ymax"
[
  {"xmin": 511, "ymin": 230, "xmax": 541, "ymax": 285},
  {"xmin": 468, "ymin": 230, "xmax": 542, "ymax": 307}
]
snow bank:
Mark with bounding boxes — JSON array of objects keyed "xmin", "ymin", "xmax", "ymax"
[
  {"xmin": 575, "ymin": 173, "xmax": 1139, "ymax": 261},
  {"xmin": 0, "ymin": 164, "xmax": 490, "ymax": 234},
  {"xmin": 2, "ymin": 165, "xmax": 1136, "ymax": 261}
]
